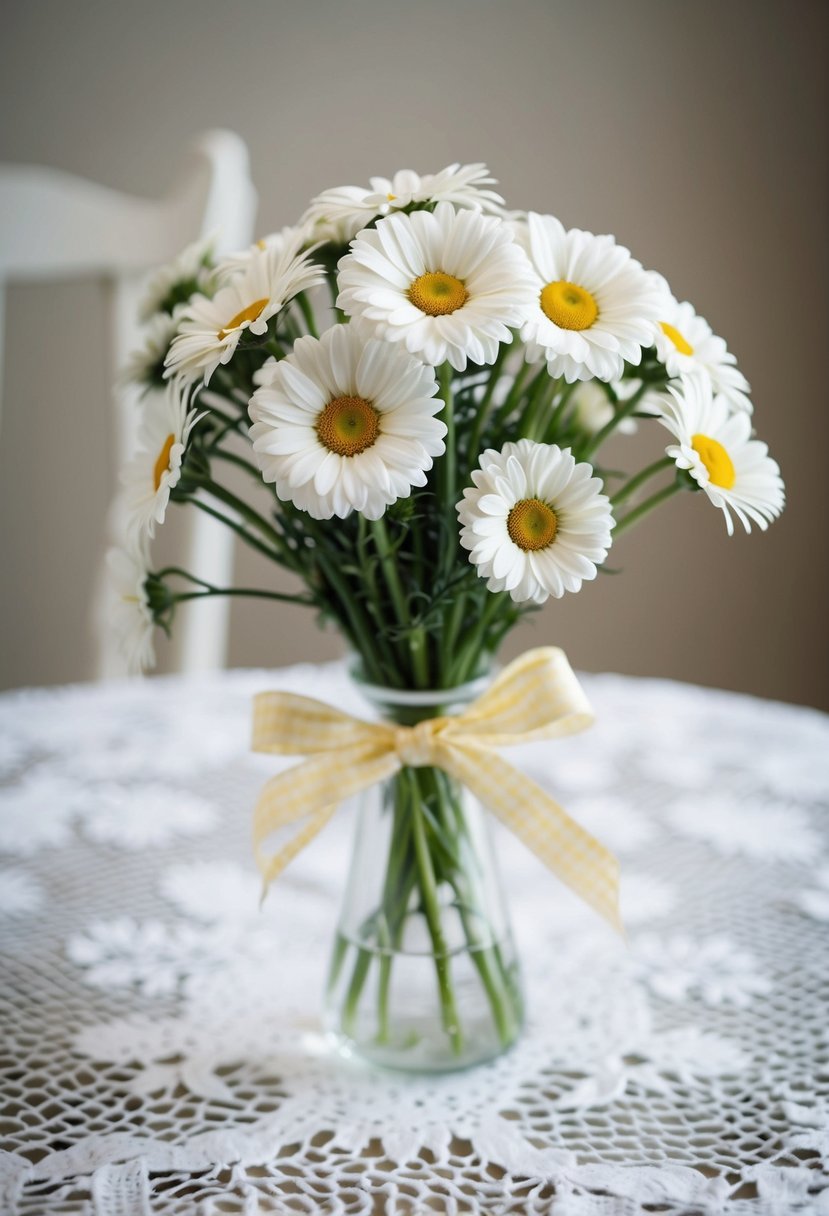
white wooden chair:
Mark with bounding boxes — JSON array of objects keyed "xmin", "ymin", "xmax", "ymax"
[{"xmin": 0, "ymin": 130, "xmax": 257, "ymax": 676}]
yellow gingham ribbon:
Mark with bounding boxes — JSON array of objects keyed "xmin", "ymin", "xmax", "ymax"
[{"xmin": 252, "ymin": 647, "xmax": 621, "ymax": 930}]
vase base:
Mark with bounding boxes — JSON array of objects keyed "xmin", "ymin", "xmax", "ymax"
[
  {"xmin": 324, "ymin": 1023, "xmax": 523, "ymax": 1075},
  {"xmin": 324, "ymin": 931, "xmax": 524, "ymax": 1074}
]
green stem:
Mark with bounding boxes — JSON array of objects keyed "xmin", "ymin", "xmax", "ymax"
[
  {"xmin": 371, "ymin": 518, "xmax": 429, "ymax": 687},
  {"xmin": 440, "ymin": 592, "xmax": 467, "ymax": 684},
  {"xmin": 437, "ymin": 363, "xmax": 461, "ymax": 609},
  {"xmin": 580, "ymin": 382, "xmax": 650, "ymax": 460},
  {"xmin": 195, "ymin": 475, "xmax": 306, "ymax": 575},
  {"xmin": 355, "ymin": 518, "xmax": 399, "ymax": 673},
  {"xmin": 610, "ymin": 456, "xmax": 674, "ymax": 506},
  {"xmin": 451, "ymin": 591, "xmax": 507, "ymax": 684},
  {"xmin": 172, "ymin": 586, "xmax": 314, "ymax": 606},
  {"xmin": 453, "ymin": 895, "xmax": 514, "ymax": 1045},
  {"xmin": 209, "ymin": 446, "xmax": 262, "ymax": 480},
  {"xmin": 376, "ymin": 780, "xmax": 418, "ymax": 1043},
  {"xmin": 376, "ymin": 869, "xmax": 417, "ymax": 1043},
  {"xmin": 466, "ymin": 344, "xmax": 508, "ymax": 463},
  {"xmin": 432, "ymin": 770, "xmax": 518, "ymax": 1047},
  {"xmin": 370, "ymin": 518, "xmax": 407, "ymax": 622},
  {"xmin": 265, "ymin": 338, "xmax": 287, "ymax": 359},
  {"xmin": 486, "ymin": 612, "xmax": 521, "ymax": 658},
  {"xmin": 295, "ymin": 291, "xmax": 319, "ymax": 338},
  {"xmin": 157, "ymin": 565, "xmax": 312, "ymax": 606},
  {"xmin": 519, "ymin": 369, "xmax": 558, "ymax": 441},
  {"xmin": 614, "ymin": 479, "xmax": 681, "ymax": 535},
  {"xmin": 490, "ymin": 360, "xmax": 533, "ymax": 435},
  {"xmin": 409, "ymin": 769, "xmax": 463, "ymax": 1055},
  {"xmin": 156, "ymin": 565, "xmax": 215, "ymax": 588},
  {"xmin": 342, "ymin": 944, "xmax": 374, "ymax": 1036},
  {"xmin": 438, "ymin": 363, "xmax": 455, "ymax": 511},
  {"xmin": 326, "ymin": 933, "xmax": 350, "ymax": 997},
  {"xmin": 206, "ymin": 416, "xmax": 246, "ymax": 448},
  {"xmin": 310, "ymin": 544, "xmax": 387, "ymax": 684},
  {"xmin": 191, "ymin": 476, "xmax": 285, "ymax": 550},
  {"xmin": 408, "ymin": 626, "xmax": 430, "ymax": 689},
  {"xmin": 213, "ymin": 368, "xmax": 251, "ymax": 404},
  {"xmin": 176, "ymin": 495, "xmax": 284, "ymax": 565},
  {"xmin": 541, "ymin": 380, "xmax": 577, "ymax": 444},
  {"xmin": 198, "ymin": 399, "xmax": 246, "ymax": 435}
]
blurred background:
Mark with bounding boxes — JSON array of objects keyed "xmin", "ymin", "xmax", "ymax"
[{"xmin": 1, "ymin": 0, "xmax": 827, "ymax": 709}]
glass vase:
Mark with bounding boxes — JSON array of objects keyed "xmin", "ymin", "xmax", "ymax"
[{"xmin": 324, "ymin": 676, "xmax": 524, "ymax": 1072}]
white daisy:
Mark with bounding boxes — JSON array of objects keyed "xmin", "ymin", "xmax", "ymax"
[
  {"xmin": 138, "ymin": 234, "xmax": 216, "ymax": 322},
  {"xmin": 337, "ymin": 202, "xmax": 537, "ymax": 372},
  {"xmin": 107, "ymin": 539, "xmax": 156, "ymax": 674},
  {"xmin": 303, "ymin": 162, "xmax": 505, "ymax": 244},
  {"xmin": 652, "ymin": 290, "xmax": 753, "ymax": 413},
  {"xmin": 121, "ymin": 380, "xmax": 203, "ymax": 538},
  {"xmin": 165, "ymin": 238, "xmax": 324, "ymax": 385},
  {"xmin": 249, "ymin": 323, "xmax": 445, "ymax": 520},
  {"xmin": 518, "ymin": 213, "xmax": 663, "ymax": 383},
  {"xmin": 457, "ymin": 439, "xmax": 614, "ymax": 602},
  {"xmin": 614, "ymin": 375, "xmax": 666, "ymax": 418},
  {"xmin": 120, "ymin": 310, "xmax": 182, "ymax": 390},
  {"xmin": 660, "ymin": 375, "xmax": 784, "ymax": 535},
  {"xmin": 571, "ymin": 379, "xmax": 637, "ymax": 436},
  {"xmin": 214, "ymin": 226, "xmax": 310, "ymax": 282}
]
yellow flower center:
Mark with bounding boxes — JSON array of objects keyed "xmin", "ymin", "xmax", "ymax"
[
  {"xmin": 316, "ymin": 395, "xmax": 380, "ymax": 457},
  {"xmin": 507, "ymin": 498, "xmax": 558, "ymax": 551},
  {"xmin": 218, "ymin": 297, "xmax": 269, "ymax": 340},
  {"xmin": 408, "ymin": 271, "xmax": 468, "ymax": 316},
  {"xmin": 540, "ymin": 281, "xmax": 599, "ymax": 331},
  {"xmin": 153, "ymin": 434, "xmax": 176, "ymax": 491},
  {"xmin": 387, "ymin": 193, "xmax": 397, "ymax": 201},
  {"xmin": 692, "ymin": 433, "xmax": 736, "ymax": 489},
  {"xmin": 661, "ymin": 321, "xmax": 694, "ymax": 356}
]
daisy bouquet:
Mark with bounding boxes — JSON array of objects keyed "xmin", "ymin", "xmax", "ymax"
[{"xmin": 114, "ymin": 163, "xmax": 784, "ymax": 1067}]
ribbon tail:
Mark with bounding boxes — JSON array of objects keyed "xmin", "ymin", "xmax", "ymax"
[
  {"xmin": 252, "ymin": 743, "xmax": 401, "ymax": 898},
  {"xmin": 441, "ymin": 743, "xmax": 622, "ymax": 932},
  {"xmin": 256, "ymin": 796, "xmax": 339, "ymax": 898}
]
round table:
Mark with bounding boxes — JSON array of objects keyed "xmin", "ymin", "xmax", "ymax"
[{"xmin": 1, "ymin": 663, "xmax": 827, "ymax": 1215}]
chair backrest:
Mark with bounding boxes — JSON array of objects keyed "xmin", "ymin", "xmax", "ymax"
[{"xmin": 0, "ymin": 130, "xmax": 257, "ymax": 678}]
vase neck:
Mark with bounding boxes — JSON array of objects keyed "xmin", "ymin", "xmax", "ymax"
[{"xmin": 351, "ymin": 670, "xmax": 491, "ymax": 726}]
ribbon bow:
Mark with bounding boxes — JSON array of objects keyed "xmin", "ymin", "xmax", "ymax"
[{"xmin": 252, "ymin": 647, "xmax": 621, "ymax": 930}]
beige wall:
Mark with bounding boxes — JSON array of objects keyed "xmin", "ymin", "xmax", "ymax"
[{"xmin": 1, "ymin": 0, "xmax": 827, "ymax": 709}]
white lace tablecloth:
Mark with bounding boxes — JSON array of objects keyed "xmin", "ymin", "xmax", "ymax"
[{"xmin": 1, "ymin": 663, "xmax": 828, "ymax": 1215}]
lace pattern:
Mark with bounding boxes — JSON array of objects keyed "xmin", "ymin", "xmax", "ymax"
[{"xmin": 1, "ymin": 663, "xmax": 827, "ymax": 1214}]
